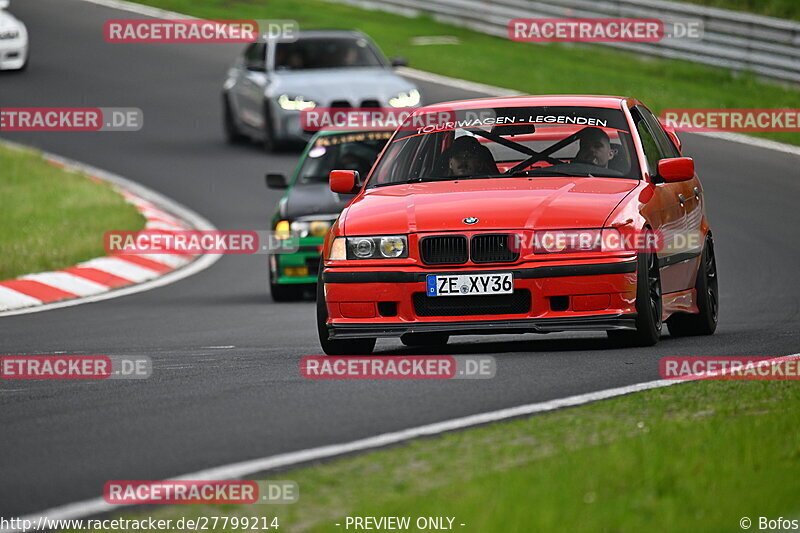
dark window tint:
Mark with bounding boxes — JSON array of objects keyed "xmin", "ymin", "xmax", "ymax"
[
  {"xmin": 244, "ymin": 42, "xmax": 266, "ymax": 70},
  {"xmin": 631, "ymin": 107, "xmax": 666, "ymax": 176},
  {"xmin": 275, "ymin": 37, "xmax": 385, "ymax": 70},
  {"xmin": 635, "ymin": 105, "xmax": 680, "ymax": 158}
]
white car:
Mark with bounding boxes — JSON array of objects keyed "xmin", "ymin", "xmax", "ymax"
[{"xmin": 0, "ymin": 0, "xmax": 28, "ymax": 71}]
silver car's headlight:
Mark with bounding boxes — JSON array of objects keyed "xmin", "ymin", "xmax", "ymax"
[
  {"xmin": 331, "ymin": 236, "xmax": 408, "ymax": 259},
  {"xmin": 388, "ymin": 89, "xmax": 420, "ymax": 108},
  {"xmin": 277, "ymin": 94, "xmax": 316, "ymax": 111},
  {"xmin": 0, "ymin": 30, "xmax": 20, "ymax": 40}
]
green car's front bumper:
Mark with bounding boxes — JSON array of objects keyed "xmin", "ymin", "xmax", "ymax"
[{"xmin": 270, "ymin": 238, "xmax": 323, "ymax": 285}]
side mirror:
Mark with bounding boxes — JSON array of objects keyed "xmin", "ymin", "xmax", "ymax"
[
  {"xmin": 246, "ymin": 61, "xmax": 266, "ymax": 73},
  {"xmin": 266, "ymin": 173, "xmax": 288, "ymax": 189},
  {"xmin": 390, "ymin": 57, "xmax": 408, "ymax": 68},
  {"xmin": 657, "ymin": 157, "xmax": 694, "ymax": 183},
  {"xmin": 330, "ymin": 170, "xmax": 359, "ymax": 194}
]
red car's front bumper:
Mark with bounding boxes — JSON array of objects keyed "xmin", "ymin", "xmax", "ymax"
[{"xmin": 321, "ymin": 258, "xmax": 639, "ymax": 340}]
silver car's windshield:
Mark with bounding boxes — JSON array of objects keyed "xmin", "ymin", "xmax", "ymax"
[
  {"xmin": 368, "ymin": 106, "xmax": 641, "ymax": 187},
  {"xmin": 275, "ymin": 37, "xmax": 386, "ymax": 70}
]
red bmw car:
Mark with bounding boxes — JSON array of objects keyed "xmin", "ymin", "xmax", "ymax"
[{"xmin": 316, "ymin": 96, "xmax": 718, "ymax": 354}]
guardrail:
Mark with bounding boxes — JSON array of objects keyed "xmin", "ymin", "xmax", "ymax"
[{"xmin": 328, "ymin": 0, "xmax": 800, "ymax": 84}]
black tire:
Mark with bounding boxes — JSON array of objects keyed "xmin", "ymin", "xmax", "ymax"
[
  {"xmin": 400, "ymin": 333, "xmax": 449, "ymax": 347},
  {"xmin": 262, "ymin": 102, "xmax": 280, "ymax": 153},
  {"xmin": 269, "ymin": 261, "xmax": 306, "ymax": 301},
  {"xmin": 316, "ymin": 278, "xmax": 376, "ymax": 355},
  {"xmin": 270, "ymin": 281, "xmax": 305, "ymax": 302},
  {"xmin": 607, "ymin": 251, "xmax": 662, "ymax": 347},
  {"xmin": 222, "ymin": 94, "xmax": 246, "ymax": 144},
  {"xmin": 667, "ymin": 235, "xmax": 718, "ymax": 337}
]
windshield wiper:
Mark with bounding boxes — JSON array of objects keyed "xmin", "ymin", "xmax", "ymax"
[
  {"xmin": 507, "ymin": 168, "xmax": 623, "ymax": 179},
  {"xmin": 371, "ymin": 174, "xmax": 507, "ymax": 188}
]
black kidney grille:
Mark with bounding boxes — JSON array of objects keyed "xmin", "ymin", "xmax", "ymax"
[
  {"xmin": 420, "ymin": 235, "xmax": 468, "ymax": 265},
  {"xmin": 471, "ymin": 234, "xmax": 519, "ymax": 263},
  {"xmin": 413, "ymin": 290, "xmax": 531, "ymax": 317}
]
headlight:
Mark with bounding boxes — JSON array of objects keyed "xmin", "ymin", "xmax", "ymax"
[
  {"xmin": 275, "ymin": 220, "xmax": 291, "ymax": 240},
  {"xmin": 351, "ymin": 238, "xmax": 376, "ymax": 258},
  {"xmin": 379, "ymin": 236, "xmax": 406, "ymax": 258},
  {"xmin": 278, "ymin": 94, "xmax": 316, "ymax": 111},
  {"xmin": 309, "ymin": 220, "xmax": 331, "ymax": 237},
  {"xmin": 330, "ymin": 238, "xmax": 347, "ymax": 260},
  {"xmin": 534, "ymin": 229, "xmax": 604, "ymax": 253},
  {"xmin": 388, "ymin": 89, "xmax": 420, "ymax": 108},
  {"xmin": 332, "ymin": 235, "xmax": 408, "ymax": 259},
  {"xmin": 0, "ymin": 30, "xmax": 20, "ymax": 40},
  {"xmin": 288, "ymin": 220, "xmax": 332, "ymax": 238},
  {"xmin": 533, "ymin": 229, "xmax": 635, "ymax": 253}
]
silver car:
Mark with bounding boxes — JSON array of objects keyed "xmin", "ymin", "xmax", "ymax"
[{"xmin": 222, "ymin": 30, "xmax": 420, "ymax": 151}]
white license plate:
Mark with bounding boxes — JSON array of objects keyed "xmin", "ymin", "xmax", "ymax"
[{"xmin": 426, "ymin": 273, "xmax": 514, "ymax": 297}]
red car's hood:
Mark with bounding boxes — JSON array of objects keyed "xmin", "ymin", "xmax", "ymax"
[{"xmin": 341, "ymin": 177, "xmax": 638, "ymax": 235}]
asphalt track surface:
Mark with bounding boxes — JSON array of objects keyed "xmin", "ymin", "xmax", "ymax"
[{"xmin": 1, "ymin": 0, "xmax": 799, "ymax": 518}]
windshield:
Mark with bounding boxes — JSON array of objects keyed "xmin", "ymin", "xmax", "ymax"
[
  {"xmin": 275, "ymin": 37, "xmax": 386, "ymax": 70},
  {"xmin": 368, "ymin": 106, "xmax": 640, "ymax": 187},
  {"xmin": 297, "ymin": 131, "xmax": 393, "ymax": 185}
]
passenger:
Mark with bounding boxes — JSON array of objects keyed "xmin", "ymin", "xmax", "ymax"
[
  {"xmin": 574, "ymin": 127, "xmax": 616, "ymax": 168},
  {"xmin": 444, "ymin": 136, "xmax": 498, "ymax": 176},
  {"xmin": 341, "ymin": 45, "xmax": 360, "ymax": 67}
]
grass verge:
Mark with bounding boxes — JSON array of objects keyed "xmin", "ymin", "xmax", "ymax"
[
  {"xmin": 679, "ymin": 0, "xmax": 800, "ymax": 21},
  {"xmin": 99, "ymin": 379, "xmax": 800, "ymax": 532},
  {"xmin": 0, "ymin": 144, "xmax": 145, "ymax": 280},
  {"xmin": 133, "ymin": 0, "xmax": 800, "ymax": 146}
]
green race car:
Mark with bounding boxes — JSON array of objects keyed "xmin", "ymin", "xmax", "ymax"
[{"xmin": 266, "ymin": 129, "xmax": 393, "ymax": 301}]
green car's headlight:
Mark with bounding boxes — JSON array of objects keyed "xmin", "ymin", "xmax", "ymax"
[{"xmin": 290, "ymin": 220, "xmax": 331, "ymax": 238}]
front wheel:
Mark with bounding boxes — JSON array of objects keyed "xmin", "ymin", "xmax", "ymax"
[
  {"xmin": 222, "ymin": 94, "xmax": 246, "ymax": 144},
  {"xmin": 270, "ymin": 281, "xmax": 306, "ymax": 302},
  {"xmin": 316, "ymin": 279, "xmax": 375, "ymax": 355},
  {"xmin": 667, "ymin": 235, "xmax": 718, "ymax": 337},
  {"xmin": 607, "ymin": 251, "xmax": 662, "ymax": 347},
  {"xmin": 262, "ymin": 102, "xmax": 283, "ymax": 153},
  {"xmin": 268, "ymin": 265, "xmax": 306, "ymax": 302}
]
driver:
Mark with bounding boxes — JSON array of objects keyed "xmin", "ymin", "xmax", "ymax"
[
  {"xmin": 444, "ymin": 136, "xmax": 497, "ymax": 176},
  {"xmin": 574, "ymin": 127, "xmax": 616, "ymax": 168}
]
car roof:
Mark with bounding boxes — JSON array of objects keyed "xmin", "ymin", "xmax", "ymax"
[
  {"xmin": 286, "ymin": 30, "xmax": 369, "ymax": 40},
  {"xmin": 416, "ymin": 95, "xmax": 638, "ymax": 112},
  {"xmin": 312, "ymin": 128, "xmax": 396, "ymax": 138}
]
